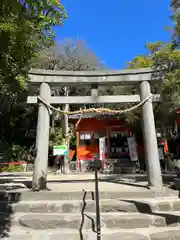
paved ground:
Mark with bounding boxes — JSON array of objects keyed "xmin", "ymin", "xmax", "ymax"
[
  {"xmin": 38, "ymin": 181, "xmax": 149, "ymax": 192},
  {"xmin": 0, "ymin": 172, "xmax": 151, "ymax": 192},
  {"xmin": 0, "ymin": 172, "xmax": 176, "ymax": 193},
  {"xmin": 0, "ymin": 171, "xmax": 175, "ymax": 181}
]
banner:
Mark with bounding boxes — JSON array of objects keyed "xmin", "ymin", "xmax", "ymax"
[
  {"xmin": 127, "ymin": 136, "xmax": 138, "ymax": 161},
  {"xmin": 99, "ymin": 137, "xmax": 106, "ymax": 161}
]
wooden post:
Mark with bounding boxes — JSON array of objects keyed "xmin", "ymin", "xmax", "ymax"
[
  {"xmin": 32, "ymin": 82, "xmax": 51, "ymax": 190},
  {"xmin": 63, "ymin": 87, "xmax": 69, "ymax": 173},
  {"xmin": 140, "ymin": 81, "xmax": 163, "ymax": 188},
  {"xmin": 51, "ymin": 111, "xmax": 55, "ymax": 135}
]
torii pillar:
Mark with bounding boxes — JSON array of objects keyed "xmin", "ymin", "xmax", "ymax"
[
  {"xmin": 140, "ymin": 81, "xmax": 163, "ymax": 189},
  {"xmin": 32, "ymin": 82, "xmax": 51, "ymax": 190}
]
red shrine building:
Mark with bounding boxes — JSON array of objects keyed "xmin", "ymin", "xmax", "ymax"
[{"xmin": 69, "ymin": 113, "xmax": 138, "ymax": 172}]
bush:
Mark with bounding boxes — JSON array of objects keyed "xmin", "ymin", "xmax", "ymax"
[
  {"xmin": 4, "ymin": 145, "xmax": 26, "ymax": 162},
  {"xmin": 0, "ymin": 164, "xmax": 25, "ymax": 173}
]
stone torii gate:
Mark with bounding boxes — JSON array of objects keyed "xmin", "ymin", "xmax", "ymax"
[{"xmin": 27, "ymin": 68, "xmax": 163, "ymax": 191}]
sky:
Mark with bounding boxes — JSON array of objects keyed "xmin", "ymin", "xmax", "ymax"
[{"xmin": 55, "ymin": 0, "xmax": 172, "ymax": 69}]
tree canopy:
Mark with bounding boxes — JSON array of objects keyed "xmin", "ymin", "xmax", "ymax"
[
  {"xmin": 0, "ymin": 0, "xmax": 67, "ymax": 160},
  {"xmin": 126, "ymin": 41, "xmax": 180, "ymax": 136},
  {"xmin": 0, "ymin": 0, "xmax": 67, "ymax": 89}
]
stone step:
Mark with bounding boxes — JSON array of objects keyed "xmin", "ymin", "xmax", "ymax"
[
  {"xmin": 155, "ymin": 211, "xmax": 180, "ymax": 225},
  {"xmin": 2, "ymin": 188, "xmax": 178, "ymax": 202},
  {"xmin": 1, "ymin": 198, "xmax": 180, "ymax": 214},
  {"xmin": 3, "ymin": 226, "xmax": 180, "ymax": 240},
  {"xmin": 1, "ymin": 212, "xmax": 178, "ymax": 230},
  {"xmin": 116, "ymin": 198, "xmax": 180, "ymax": 213},
  {"xmin": 1, "ymin": 199, "xmax": 138, "ymax": 213}
]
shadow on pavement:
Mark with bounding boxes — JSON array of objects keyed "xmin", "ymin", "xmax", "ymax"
[
  {"xmin": 122, "ymin": 199, "xmax": 180, "ymax": 226},
  {"xmin": 101, "ymin": 173, "xmax": 176, "ymax": 189},
  {"xmin": 79, "ymin": 190, "xmax": 96, "ymax": 240}
]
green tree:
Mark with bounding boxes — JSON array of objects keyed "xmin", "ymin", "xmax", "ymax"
[
  {"xmin": 0, "ymin": 0, "xmax": 67, "ymax": 160},
  {"xmin": 0, "ymin": 0, "xmax": 67, "ymax": 89},
  {"xmin": 126, "ymin": 41, "xmax": 180, "ymax": 137}
]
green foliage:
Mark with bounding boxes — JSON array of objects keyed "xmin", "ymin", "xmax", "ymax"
[
  {"xmin": 0, "ymin": 0, "xmax": 67, "ymax": 89},
  {"xmin": 4, "ymin": 144, "xmax": 26, "ymax": 162},
  {"xmin": 126, "ymin": 55, "xmax": 153, "ymax": 69},
  {"xmin": 126, "ymin": 41, "xmax": 180, "ymax": 136},
  {"xmin": 49, "ymin": 128, "xmax": 64, "ymax": 147},
  {"xmin": 0, "ymin": 0, "xmax": 67, "ymax": 155},
  {"xmin": 70, "ymin": 134, "xmax": 76, "ymax": 147},
  {"xmin": 0, "ymin": 164, "xmax": 25, "ymax": 173},
  {"xmin": 127, "ymin": 42, "xmax": 180, "ymax": 106}
]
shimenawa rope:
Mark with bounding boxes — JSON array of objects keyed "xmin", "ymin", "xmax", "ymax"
[{"xmin": 37, "ymin": 94, "xmax": 152, "ymax": 115}]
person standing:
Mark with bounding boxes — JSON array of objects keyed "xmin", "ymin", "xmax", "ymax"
[
  {"xmin": 158, "ymin": 147, "xmax": 165, "ymax": 171},
  {"xmin": 56, "ymin": 155, "xmax": 65, "ymax": 174}
]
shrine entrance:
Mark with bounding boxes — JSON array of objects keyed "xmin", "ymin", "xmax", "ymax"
[
  {"xmin": 27, "ymin": 67, "xmax": 163, "ymax": 190},
  {"xmin": 69, "ymin": 114, "xmax": 133, "ymax": 173}
]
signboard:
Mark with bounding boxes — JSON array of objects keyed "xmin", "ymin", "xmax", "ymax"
[
  {"xmin": 99, "ymin": 137, "xmax": 106, "ymax": 161},
  {"xmin": 53, "ymin": 145, "xmax": 68, "ymax": 156},
  {"xmin": 127, "ymin": 136, "xmax": 138, "ymax": 161}
]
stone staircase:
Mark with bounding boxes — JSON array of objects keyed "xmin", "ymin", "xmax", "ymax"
[{"xmin": 1, "ymin": 188, "xmax": 180, "ymax": 239}]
